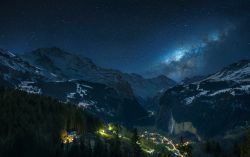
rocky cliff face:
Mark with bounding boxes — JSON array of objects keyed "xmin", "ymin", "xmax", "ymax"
[{"xmin": 156, "ymin": 60, "xmax": 250, "ymax": 138}]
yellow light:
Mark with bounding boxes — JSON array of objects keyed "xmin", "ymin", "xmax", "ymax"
[
  {"xmin": 60, "ymin": 130, "xmax": 77, "ymax": 144},
  {"xmin": 108, "ymin": 124, "xmax": 113, "ymax": 131},
  {"xmin": 141, "ymin": 148, "xmax": 155, "ymax": 154},
  {"xmin": 97, "ymin": 129, "xmax": 111, "ymax": 138}
]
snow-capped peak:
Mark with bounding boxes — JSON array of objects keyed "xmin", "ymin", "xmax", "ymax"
[{"xmin": 203, "ymin": 60, "xmax": 250, "ymax": 82}]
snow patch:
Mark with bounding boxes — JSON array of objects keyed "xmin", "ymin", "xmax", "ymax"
[
  {"xmin": 50, "ymin": 72, "xmax": 57, "ymax": 77},
  {"xmin": 17, "ymin": 81, "xmax": 42, "ymax": 95},
  {"xmin": 205, "ymin": 63, "xmax": 250, "ymax": 82},
  {"xmin": 76, "ymin": 84, "xmax": 88, "ymax": 97},
  {"xmin": 67, "ymin": 92, "xmax": 76, "ymax": 99},
  {"xmin": 7, "ymin": 51, "xmax": 16, "ymax": 57},
  {"xmin": 184, "ymin": 96, "xmax": 195, "ymax": 105},
  {"xmin": 208, "ymin": 85, "xmax": 250, "ymax": 96},
  {"xmin": 184, "ymin": 90, "xmax": 209, "ymax": 105},
  {"xmin": 208, "ymin": 88, "xmax": 232, "ymax": 96}
]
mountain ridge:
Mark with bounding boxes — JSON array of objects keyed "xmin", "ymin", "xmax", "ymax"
[
  {"xmin": 156, "ymin": 59, "xmax": 250, "ymax": 139},
  {"xmin": 21, "ymin": 47, "xmax": 176, "ymax": 101},
  {"xmin": 0, "ymin": 48, "xmax": 148, "ymax": 125}
]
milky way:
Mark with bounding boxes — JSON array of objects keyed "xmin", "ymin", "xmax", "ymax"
[
  {"xmin": 0, "ymin": 0, "xmax": 250, "ymax": 81},
  {"xmin": 147, "ymin": 21, "xmax": 249, "ymax": 81},
  {"xmin": 163, "ymin": 28, "xmax": 231, "ymax": 80}
]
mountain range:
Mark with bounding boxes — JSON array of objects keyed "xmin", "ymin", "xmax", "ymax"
[
  {"xmin": 0, "ymin": 48, "xmax": 175, "ymax": 125},
  {"xmin": 156, "ymin": 60, "xmax": 250, "ymax": 139},
  {"xmin": 21, "ymin": 47, "xmax": 176, "ymax": 99},
  {"xmin": 0, "ymin": 47, "xmax": 249, "ymax": 139}
]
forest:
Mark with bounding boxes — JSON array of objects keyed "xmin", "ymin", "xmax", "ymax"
[
  {"xmin": 0, "ymin": 87, "xmax": 250, "ymax": 157},
  {"xmin": 0, "ymin": 87, "xmax": 146, "ymax": 157}
]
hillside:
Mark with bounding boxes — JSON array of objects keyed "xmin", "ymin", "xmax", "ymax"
[
  {"xmin": 156, "ymin": 60, "xmax": 250, "ymax": 138},
  {"xmin": 21, "ymin": 47, "xmax": 176, "ymax": 101},
  {"xmin": 0, "ymin": 88, "xmax": 195, "ymax": 157},
  {"xmin": 0, "ymin": 48, "xmax": 148, "ymax": 125},
  {"xmin": 0, "ymin": 87, "xmax": 102, "ymax": 157}
]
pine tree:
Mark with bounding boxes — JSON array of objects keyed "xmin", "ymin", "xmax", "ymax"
[
  {"xmin": 0, "ymin": 88, "xmax": 101, "ymax": 157},
  {"xmin": 131, "ymin": 128, "xmax": 142, "ymax": 157},
  {"xmin": 205, "ymin": 140, "xmax": 211, "ymax": 154},
  {"xmin": 241, "ymin": 128, "xmax": 250, "ymax": 157},
  {"xmin": 110, "ymin": 133, "xmax": 121, "ymax": 157},
  {"xmin": 180, "ymin": 136, "xmax": 184, "ymax": 145},
  {"xmin": 214, "ymin": 142, "xmax": 221, "ymax": 156},
  {"xmin": 186, "ymin": 144, "xmax": 193, "ymax": 157},
  {"xmin": 79, "ymin": 136, "xmax": 86, "ymax": 156},
  {"xmin": 68, "ymin": 143, "xmax": 81, "ymax": 157},
  {"xmin": 233, "ymin": 142, "xmax": 240, "ymax": 157},
  {"xmin": 86, "ymin": 139, "xmax": 92, "ymax": 157},
  {"xmin": 93, "ymin": 138, "xmax": 104, "ymax": 157}
]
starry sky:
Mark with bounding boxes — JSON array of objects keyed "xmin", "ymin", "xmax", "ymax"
[{"xmin": 0, "ymin": 0, "xmax": 250, "ymax": 81}]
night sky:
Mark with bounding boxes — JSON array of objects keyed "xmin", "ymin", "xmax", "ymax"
[{"xmin": 0, "ymin": 0, "xmax": 250, "ymax": 81}]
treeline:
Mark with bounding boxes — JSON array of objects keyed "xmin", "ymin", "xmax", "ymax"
[
  {"xmin": 240, "ymin": 128, "xmax": 250, "ymax": 157},
  {"xmin": 59, "ymin": 129, "xmax": 144, "ymax": 157},
  {"xmin": 0, "ymin": 87, "xmax": 102, "ymax": 157},
  {"xmin": 0, "ymin": 87, "xmax": 149, "ymax": 157},
  {"xmin": 203, "ymin": 128, "xmax": 250, "ymax": 157}
]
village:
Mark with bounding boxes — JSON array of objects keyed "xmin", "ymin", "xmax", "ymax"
[{"xmin": 60, "ymin": 123, "xmax": 192, "ymax": 157}]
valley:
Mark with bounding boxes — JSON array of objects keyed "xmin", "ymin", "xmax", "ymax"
[{"xmin": 0, "ymin": 48, "xmax": 250, "ymax": 157}]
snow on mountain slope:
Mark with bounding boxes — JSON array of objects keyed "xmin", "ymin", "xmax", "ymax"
[
  {"xmin": 17, "ymin": 81, "xmax": 42, "ymax": 94},
  {"xmin": 179, "ymin": 60, "xmax": 250, "ymax": 105},
  {"xmin": 204, "ymin": 60, "xmax": 250, "ymax": 82},
  {"xmin": 31, "ymin": 80, "xmax": 148, "ymax": 124},
  {"xmin": 0, "ymin": 48, "xmax": 149, "ymax": 125},
  {"xmin": 156, "ymin": 60, "xmax": 250, "ymax": 138},
  {"xmin": 21, "ymin": 47, "xmax": 176, "ymax": 102},
  {"xmin": 0, "ymin": 48, "xmax": 57, "ymax": 83},
  {"xmin": 0, "ymin": 49, "xmax": 37, "ymax": 73}
]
